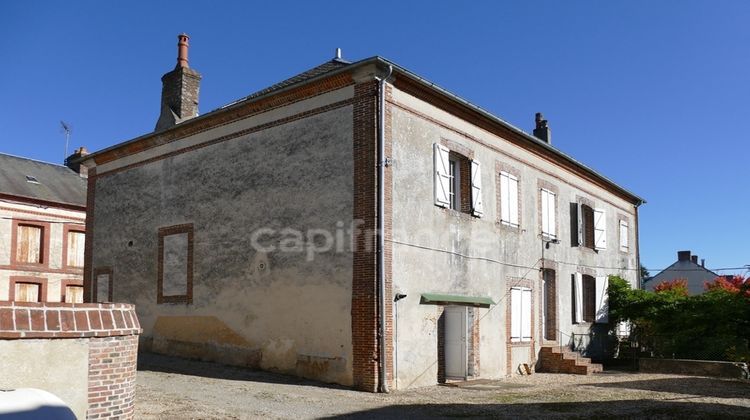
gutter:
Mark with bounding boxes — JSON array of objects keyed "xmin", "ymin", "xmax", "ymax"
[{"xmin": 376, "ymin": 64, "xmax": 393, "ymax": 394}]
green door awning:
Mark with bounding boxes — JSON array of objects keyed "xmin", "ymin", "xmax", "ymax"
[{"xmin": 420, "ymin": 293, "xmax": 495, "ymax": 308}]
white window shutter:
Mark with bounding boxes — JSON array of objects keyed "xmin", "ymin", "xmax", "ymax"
[
  {"xmin": 433, "ymin": 143, "xmax": 450, "ymax": 207},
  {"xmin": 508, "ymin": 174, "xmax": 519, "ymax": 226},
  {"xmin": 510, "ymin": 288, "xmax": 522, "ymax": 342},
  {"xmin": 541, "ymin": 190, "xmax": 549, "ymax": 235},
  {"xmin": 471, "ymin": 160, "xmax": 483, "ymax": 217},
  {"xmin": 547, "ymin": 191, "xmax": 556, "ymax": 238},
  {"xmin": 619, "ymin": 221, "xmax": 629, "ymax": 251},
  {"xmin": 595, "ymin": 276, "xmax": 609, "ymax": 323},
  {"xmin": 500, "ymin": 173, "xmax": 510, "ymax": 223},
  {"xmin": 576, "ymin": 203, "xmax": 584, "ymax": 246},
  {"xmin": 574, "ymin": 273, "xmax": 583, "ymax": 323},
  {"xmin": 521, "ymin": 289, "xmax": 532, "ymax": 341},
  {"xmin": 594, "ymin": 208, "xmax": 607, "ymax": 250}
]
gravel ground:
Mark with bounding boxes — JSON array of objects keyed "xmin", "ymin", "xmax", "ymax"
[{"xmin": 136, "ymin": 353, "xmax": 750, "ymax": 419}]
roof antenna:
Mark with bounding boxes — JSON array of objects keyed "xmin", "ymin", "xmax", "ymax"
[
  {"xmin": 335, "ymin": 48, "xmax": 342, "ymax": 60},
  {"xmin": 60, "ymin": 121, "xmax": 72, "ymax": 161}
]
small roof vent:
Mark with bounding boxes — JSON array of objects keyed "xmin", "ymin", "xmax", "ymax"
[{"xmin": 25, "ymin": 175, "xmax": 39, "ymax": 184}]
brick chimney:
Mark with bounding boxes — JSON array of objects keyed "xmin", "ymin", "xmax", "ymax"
[
  {"xmin": 533, "ymin": 112, "xmax": 551, "ymax": 144},
  {"xmin": 155, "ymin": 34, "xmax": 202, "ymax": 132},
  {"xmin": 677, "ymin": 250, "xmax": 691, "ymax": 262},
  {"xmin": 64, "ymin": 146, "xmax": 89, "ymax": 178},
  {"xmin": 691, "ymin": 255, "xmax": 698, "ymax": 264}
]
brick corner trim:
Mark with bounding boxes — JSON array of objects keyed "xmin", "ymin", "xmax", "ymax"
[{"xmin": 0, "ymin": 301, "xmax": 141, "ymax": 339}]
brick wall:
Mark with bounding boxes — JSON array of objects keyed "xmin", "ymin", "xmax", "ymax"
[{"xmin": 0, "ymin": 301, "xmax": 141, "ymax": 419}]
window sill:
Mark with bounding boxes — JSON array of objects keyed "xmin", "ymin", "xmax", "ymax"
[
  {"xmin": 498, "ymin": 221, "xmax": 521, "ymax": 232},
  {"xmin": 509, "ymin": 340, "xmax": 533, "ymax": 347}
]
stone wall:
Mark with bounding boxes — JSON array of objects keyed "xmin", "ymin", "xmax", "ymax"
[{"xmin": 0, "ymin": 301, "xmax": 141, "ymax": 419}]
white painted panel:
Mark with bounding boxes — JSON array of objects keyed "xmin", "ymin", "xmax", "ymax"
[{"xmin": 444, "ymin": 306, "xmax": 467, "ymax": 378}]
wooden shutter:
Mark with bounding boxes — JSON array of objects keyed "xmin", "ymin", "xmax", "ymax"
[
  {"xmin": 595, "ymin": 276, "xmax": 609, "ymax": 323},
  {"xmin": 576, "ymin": 203, "xmax": 584, "ymax": 246},
  {"xmin": 541, "ymin": 190, "xmax": 550, "ymax": 236},
  {"xmin": 573, "ymin": 273, "xmax": 583, "ymax": 323},
  {"xmin": 508, "ymin": 173, "xmax": 519, "ymax": 226},
  {"xmin": 65, "ymin": 285, "xmax": 84, "ymax": 303},
  {"xmin": 470, "ymin": 160, "xmax": 483, "ymax": 217},
  {"xmin": 619, "ymin": 221, "xmax": 629, "ymax": 251},
  {"xmin": 17, "ymin": 225, "xmax": 42, "ymax": 263},
  {"xmin": 15, "ymin": 283, "xmax": 40, "ymax": 302},
  {"xmin": 510, "ymin": 288, "xmax": 522, "ymax": 342},
  {"xmin": 67, "ymin": 231, "xmax": 85, "ymax": 267},
  {"xmin": 434, "ymin": 143, "xmax": 451, "ymax": 207},
  {"xmin": 500, "ymin": 173, "xmax": 510, "ymax": 224},
  {"xmin": 594, "ymin": 209, "xmax": 607, "ymax": 250},
  {"xmin": 521, "ymin": 289, "xmax": 532, "ymax": 341}
]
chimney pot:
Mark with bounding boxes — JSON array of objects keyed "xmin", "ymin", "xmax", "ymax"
[
  {"xmin": 701, "ymin": 258, "xmax": 705, "ymax": 268},
  {"xmin": 335, "ymin": 48, "xmax": 342, "ymax": 60},
  {"xmin": 533, "ymin": 112, "xmax": 552, "ymax": 144},
  {"xmin": 177, "ymin": 34, "xmax": 189, "ymax": 68},
  {"xmin": 677, "ymin": 250, "xmax": 691, "ymax": 262},
  {"xmin": 64, "ymin": 146, "xmax": 89, "ymax": 177},
  {"xmin": 691, "ymin": 255, "xmax": 698, "ymax": 264}
]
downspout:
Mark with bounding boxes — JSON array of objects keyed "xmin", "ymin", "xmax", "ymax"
[{"xmin": 377, "ymin": 65, "xmax": 393, "ymax": 393}]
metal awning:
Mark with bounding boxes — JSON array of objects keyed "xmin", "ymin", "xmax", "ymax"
[{"xmin": 419, "ymin": 293, "xmax": 495, "ymax": 308}]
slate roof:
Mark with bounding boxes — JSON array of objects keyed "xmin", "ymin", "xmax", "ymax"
[
  {"xmin": 643, "ymin": 260, "xmax": 718, "ymax": 295},
  {"xmin": 222, "ymin": 58, "xmax": 351, "ymax": 108},
  {"xmin": 0, "ymin": 153, "xmax": 87, "ymax": 208}
]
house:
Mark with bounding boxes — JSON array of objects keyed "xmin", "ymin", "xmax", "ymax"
[
  {"xmin": 643, "ymin": 250, "xmax": 718, "ymax": 295},
  {"xmin": 0, "ymin": 150, "xmax": 88, "ymax": 303},
  {"xmin": 77, "ymin": 35, "xmax": 644, "ymax": 391}
]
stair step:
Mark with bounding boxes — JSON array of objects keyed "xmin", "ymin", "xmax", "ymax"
[{"xmin": 538, "ymin": 346, "xmax": 603, "ymax": 375}]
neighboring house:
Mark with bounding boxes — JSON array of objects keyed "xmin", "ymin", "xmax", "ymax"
[
  {"xmin": 78, "ymin": 35, "xmax": 644, "ymax": 391},
  {"xmin": 0, "ymin": 150, "xmax": 88, "ymax": 303},
  {"xmin": 643, "ymin": 250, "xmax": 718, "ymax": 295}
]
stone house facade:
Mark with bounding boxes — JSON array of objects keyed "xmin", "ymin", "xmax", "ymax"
[
  {"xmin": 79, "ymin": 36, "xmax": 644, "ymax": 391},
  {"xmin": 0, "ymin": 152, "xmax": 88, "ymax": 303}
]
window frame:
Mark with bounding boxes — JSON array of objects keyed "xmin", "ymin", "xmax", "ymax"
[
  {"xmin": 8, "ymin": 276, "xmax": 48, "ymax": 302},
  {"xmin": 62, "ymin": 224, "xmax": 86, "ymax": 269},
  {"xmin": 157, "ymin": 223, "xmax": 194, "ymax": 304},
  {"xmin": 510, "ymin": 286, "xmax": 533, "ymax": 343},
  {"xmin": 60, "ymin": 279, "xmax": 84, "ymax": 303},
  {"xmin": 11, "ymin": 220, "xmax": 50, "ymax": 268},
  {"xmin": 92, "ymin": 267, "xmax": 114, "ymax": 303}
]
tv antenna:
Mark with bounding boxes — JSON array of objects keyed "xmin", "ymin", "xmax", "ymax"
[{"xmin": 60, "ymin": 121, "xmax": 72, "ymax": 160}]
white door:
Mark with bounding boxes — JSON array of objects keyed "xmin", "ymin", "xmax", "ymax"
[{"xmin": 444, "ymin": 306, "xmax": 467, "ymax": 379}]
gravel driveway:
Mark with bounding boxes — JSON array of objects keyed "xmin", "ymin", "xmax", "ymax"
[{"xmin": 136, "ymin": 353, "xmax": 750, "ymax": 419}]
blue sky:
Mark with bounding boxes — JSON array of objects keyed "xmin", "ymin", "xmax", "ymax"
[{"xmin": 1, "ymin": 1, "xmax": 748, "ymax": 275}]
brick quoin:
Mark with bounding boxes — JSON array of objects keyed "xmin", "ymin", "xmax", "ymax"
[{"xmin": 352, "ymin": 80, "xmax": 379, "ymax": 391}]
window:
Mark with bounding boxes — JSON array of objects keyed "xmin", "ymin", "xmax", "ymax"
[
  {"xmin": 574, "ymin": 204, "xmax": 607, "ymax": 250},
  {"xmin": 16, "ymin": 224, "xmax": 43, "ymax": 264},
  {"xmin": 157, "ymin": 224, "xmax": 194, "ymax": 304},
  {"xmin": 573, "ymin": 273, "xmax": 609, "ymax": 324},
  {"xmin": 61, "ymin": 280, "xmax": 84, "ymax": 303},
  {"xmin": 433, "ymin": 143, "xmax": 483, "ymax": 216},
  {"xmin": 619, "ymin": 220, "xmax": 629, "ymax": 252},
  {"xmin": 540, "ymin": 189, "xmax": 556, "ymax": 239},
  {"xmin": 25, "ymin": 175, "xmax": 39, "ymax": 184},
  {"xmin": 93, "ymin": 268, "xmax": 113, "ymax": 303},
  {"xmin": 510, "ymin": 287, "xmax": 532, "ymax": 343},
  {"xmin": 499, "ymin": 171, "xmax": 519, "ymax": 227},
  {"xmin": 9, "ymin": 277, "xmax": 47, "ymax": 302},
  {"xmin": 66, "ymin": 231, "xmax": 85, "ymax": 267}
]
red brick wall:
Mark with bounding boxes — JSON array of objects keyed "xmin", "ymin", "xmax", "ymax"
[{"xmin": 0, "ymin": 301, "xmax": 141, "ymax": 418}]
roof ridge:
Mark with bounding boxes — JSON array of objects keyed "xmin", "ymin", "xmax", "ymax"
[{"xmin": 0, "ymin": 152, "xmax": 68, "ymax": 168}]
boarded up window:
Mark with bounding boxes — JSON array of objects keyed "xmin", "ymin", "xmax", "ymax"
[
  {"xmin": 67, "ymin": 231, "xmax": 85, "ymax": 267},
  {"xmin": 16, "ymin": 225, "xmax": 42, "ymax": 263},
  {"xmin": 65, "ymin": 285, "xmax": 84, "ymax": 303},
  {"xmin": 583, "ymin": 275, "xmax": 596, "ymax": 323},
  {"xmin": 15, "ymin": 282, "xmax": 40, "ymax": 302},
  {"xmin": 158, "ymin": 224, "xmax": 193, "ymax": 304},
  {"xmin": 543, "ymin": 269, "xmax": 557, "ymax": 341},
  {"xmin": 96, "ymin": 273, "xmax": 111, "ymax": 302}
]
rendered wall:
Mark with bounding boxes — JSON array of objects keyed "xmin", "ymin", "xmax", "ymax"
[
  {"xmin": 89, "ymin": 87, "xmax": 356, "ymax": 385},
  {"xmin": 388, "ymin": 83, "xmax": 639, "ymax": 388}
]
